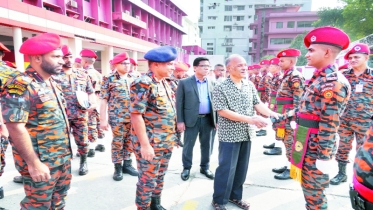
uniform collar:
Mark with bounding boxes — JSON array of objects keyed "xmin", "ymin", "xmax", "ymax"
[
  {"xmin": 25, "ymin": 66, "xmax": 46, "ymax": 82},
  {"xmin": 146, "ymin": 70, "xmax": 162, "ymax": 83},
  {"xmin": 283, "ymin": 68, "xmax": 294, "ymax": 77},
  {"xmin": 314, "ymin": 65, "xmax": 336, "ymax": 77},
  {"xmin": 348, "ymin": 68, "xmax": 372, "ymax": 75}
]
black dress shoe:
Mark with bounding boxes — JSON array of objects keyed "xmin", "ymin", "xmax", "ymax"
[
  {"xmin": 95, "ymin": 144, "xmax": 105, "ymax": 152},
  {"xmin": 272, "ymin": 166, "xmax": 287, "ymax": 173},
  {"xmin": 87, "ymin": 149, "xmax": 95, "ymax": 157},
  {"xmin": 256, "ymin": 130, "xmax": 267, "ymax": 136},
  {"xmin": 263, "ymin": 147, "xmax": 282, "ymax": 155},
  {"xmin": 274, "ymin": 169, "xmax": 291, "ymax": 180},
  {"xmin": 181, "ymin": 169, "xmax": 190, "ymax": 181},
  {"xmin": 263, "ymin": 142, "xmax": 275, "ymax": 149},
  {"xmin": 13, "ymin": 175, "xmax": 23, "ymax": 183},
  {"xmin": 200, "ymin": 169, "xmax": 214, "ymax": 180}
]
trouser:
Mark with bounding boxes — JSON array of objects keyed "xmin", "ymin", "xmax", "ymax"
[
  {"xmin": 135, "ymin": 148, "xmax": 173, "ymax": 209},
  {"xmin": 182, "ymin": 115, "xmax": 214, "ymax": 170},
  {"xmin": 301, "ymin": 133, "xmax": 329, "ymax": 210},
  {"xmin": 336, "ymin": 120, "xmax": 370, "ymax": 163},
  {"xmin": 110, "ymin": 122, "xmax": 132, "ymax": 163},
  {"xmin": 20, "ymin": 160, "xmax": 72, "ymax": 210},
  {"xmin": 213, "ymin": 141, "xmax": 252, "ymax": 205},
  {"xmin": 0, "ymin": 137, "xmax": 8, "ymax": 176},
  {"xmin": 276, "ymin": 123, "xmax": 293, "ymax": 161},
  {"xmin": 88, "ymin": 109, "xmax": 105, "ymax": 143},
  {"xmin": 69, "ymin": 117, "xmax": 89, "ymax": 155}
]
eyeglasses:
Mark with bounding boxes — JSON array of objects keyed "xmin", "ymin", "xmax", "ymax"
[
  {"xmin": 120, "ymin": 62, "xmax": 131, "ymax": 65},
  {"xmin": 198, "ymin": 65, "xmax": 212, "ymax": 68}
]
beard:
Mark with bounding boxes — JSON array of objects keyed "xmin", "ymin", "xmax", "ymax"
[
  {"xmin": 62, "ymin": 61, "xmax": 72, "ymax": 68},
  {"xmin": 41, "ymin": 57, "xmax": 62, "ymax": 75}
]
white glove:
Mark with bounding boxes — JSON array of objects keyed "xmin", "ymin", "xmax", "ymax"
[
  {"xmin": 290, "ymin": 121, "xmax": 297, "ymax": 129},
  {"xmin": 315, "ymin": 159, "xmax": 332, "ymax": 175}
]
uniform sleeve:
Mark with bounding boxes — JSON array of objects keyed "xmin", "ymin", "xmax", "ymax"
[
  {"xmin": 85, "ymin": 75, "xmax": 94, "ymax": 95},
  {"xmin": 317, "ymin": 82, "xmax": 350, "ymax": 160},
  {"xmin": 100, "ymin": 76, "xmax": 110, "ymax": 100},
  {"xmin": 212, "ymin": 85, "xmax": 228, "ymax": 111},
  {"xmin": 263, "ymin": 75, "xmax": 271, "ymax": 103},
  {"xmin": 1, "ymin": 80, "xmax": 31, "ymax": 123},
  {"xmin": 291, "ymin": 75, "xmax": 305, "ymax": 113},
  {"xmin": 129, "ymin": 79, "xmax": 150, "ymax": 114}
]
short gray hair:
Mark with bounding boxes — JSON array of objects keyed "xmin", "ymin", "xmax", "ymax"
[
  {"xmin": 225, "ymin": 54, "xmax": 244, "ymax": 66},
  {"xmin": 214, "ymin": 64, "xmax": 225, "ymax": 69},
  {"xmin": 82, "ymin": 56, "xmax": 95, "ymax": 65}
]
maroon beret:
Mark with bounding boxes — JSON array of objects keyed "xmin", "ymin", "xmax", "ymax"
[
  {"xmin": 129, "ymin": 58, "xmax": 138, "ymax": 66},
  {"xmin": 4, "ymin": 61, "xmax": 16, "ymax": 68},
  {"xmin": 80, "ymin": 49, "xmax": 97, "ymax": 59},
  {"xmin": 175, "ymin": 62, "xmax": 189, "ymax": 71},
  {"xmin": 0, "ymin": 42, "xmax": 10, "ymax": 52},
  {"xmin": 19, "ymin": 33, "xmax": 61, "ymax": 55},
  {"xmin": 252, "ymin": 64, "xmax": 261, "ymax": 69},
  {"xmin": 270, "ymin": 58, "xmax": 280, "ymax": 65},
  {"xmin": 304, "ymin": 26, "xmax": 350, "ymax": 50},
  {"xmin": 344, "ymin": 43, "xmax": 370, "ymax": 60},
  {"xmin": 112, "ymin": 52, "xmax": 129, "ymax": 64},
  {"xmin": 277, "ymin": 48, "xmax": 301, "ymax": 58},
  {"xmin": 74, "ymin": 57, "xmax": 81, "ymax": 63},
  {"xmin": 260, "ymin": 60, "xmax": 270, "ymax": 65},
  {"xmin": 247, "ymin": 66, "xmax": 253, "ymax": 70},
  {"xmin": 338, "ymin": 63, "xmax": 349, "ymax": 70},
  {"xmin": 61, "ymin": 45, "xmax": 72, "ymax": 57}
]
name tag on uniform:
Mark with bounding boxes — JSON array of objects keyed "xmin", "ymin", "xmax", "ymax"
[{"xmin": 355, "ymin": 84, "xmax": 363, "ymax": 93}]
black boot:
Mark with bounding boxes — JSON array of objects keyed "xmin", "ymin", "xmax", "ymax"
[
  {"xmin": 123, "ymin": 160, "xmax": 139, "ymax": 176},
  {"xmin": 113, "ymin": 163, "xmax": 123, "ymax": 181},
  {"xmin": 256, "ymin": 129, "xmax": 267, "ymax": 136},
  {"xmin": 0, "ymin": 187, "xmax": 3, "ymax": 199},
  {"xmin": 79, "ymin": 154, "xmax": 89, "ymax": 176},
  {"xmin": 87, "ymin": 149, "xmax": 95, "ymax": 157},
  {"xmin": 330, "ymin": 162, "xmax": 347, "ymax": 185},
  {"xmin": 95, "ymin": 144, "xmax": 105, "ymax": 152},
  {"xmin": 13, "ymin": 175, "xmax": 23, "ymax": 183},
  {"xmin": 150, "ymin": 196, "xmax": 166, "ymax": 210}
]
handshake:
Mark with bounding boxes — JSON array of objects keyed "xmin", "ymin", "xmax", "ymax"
[{"xmin": 270, "ymin": 110, "xmax": 296, "ymax": 124}]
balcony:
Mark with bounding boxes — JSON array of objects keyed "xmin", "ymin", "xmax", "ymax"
[
  {"xmin": 249, "ymin": 22, "xmax": 258, "ymax": 30},
  {"xmin": 112, "ymin": 12, "xmax": 147, "ymax": 29},
  {"xmin": 249, "ymin": 35, "xmax": 258, "ymax": 43},
  {"xmin": 222, "ymin": 43, "xmax": 234, "ymax": 46}
]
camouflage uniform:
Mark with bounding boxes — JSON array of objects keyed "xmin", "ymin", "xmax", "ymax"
[
  {"xmin": 85, "ymin": 67, "xmax": 105, "ymax": 143},
  {"xmin": 0, "ymin": 62, "xmax": 20, "ymax": 177},
  {"xmin": 54, "ymin": 69, "xmax": 94, "ymax": 155},
  {"xmin": 296, "ymin": 66, "xmax": 350, "ymax": 209},
  {"xmin": 253, "ymin": 74, "xmax": 261, "ymax": 90},
  {"xmin": 130, "ymin": 70, "xmax": 176, "ymax": 209},
  {"xmin": 1, "ymin": 67, "xmax": 72, "ymax": 209},
  {"xmin": 336, "ymin": 68, "xmax": 373, "ymax": 163},
  {"xmin": 100, "ymin": 71, "xmax": 136, "ymax": 163},
  {"xmin": 268, "ymin": 72, "xmax": 283, "ymax": 111},
  {"xmin": 258, "ymin": 72, "xmax": 271, "ymax": 104},
  {"xmin": 274, "ymin": 69, "xmax": 304, "ymax": 160}
]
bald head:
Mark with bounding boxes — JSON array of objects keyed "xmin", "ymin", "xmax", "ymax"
[{"xmin": 225, "ymin": 54, "xmax": 245, "ymax": 67}]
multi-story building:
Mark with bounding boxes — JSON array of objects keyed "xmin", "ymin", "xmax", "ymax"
[
  {"xmin": 199, "ymin": 0, "xmax": 312, "ymax": 63},
  {"xmin": 249, "ymin": 5, "xmax": 318, "ymax": 63},
  {"xmin": 182, "ymin": 16, "xmax": 206, "ymax": 57},
  {"xmin": 0, "ymin": 0, "xmax": 188, "ymax": 74}
]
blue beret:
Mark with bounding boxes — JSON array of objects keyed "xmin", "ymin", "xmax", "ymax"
[{"xmin": 144, "ymin": 46, "xmax": 177, "ymax": 62}]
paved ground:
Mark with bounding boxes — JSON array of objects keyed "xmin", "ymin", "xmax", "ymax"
[{"xmin": 1, "ymin": 127, "xmax": 354, "ymax": 210}]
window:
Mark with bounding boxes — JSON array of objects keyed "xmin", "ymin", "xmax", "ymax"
[
  {"xmin": 84, "ymin": 0, "xmax": 90, "ymax": 1},
  {"xmin": 207, "ymin": 43, "xmax": 213, "ymax": 46},
  {"xmin": 225, "ymin": 38, "xmax": 233, "ymax": 43},
  {"xmin": 254, "ymin": 28, "xmax": 257, "ymax": 35},
  {"xmin": 208, "ymin": 26, "xmax": 215, "ymax": 29},
  {"xmin": 254, "ymin": 15, "xmax": 258, "ymax": 20},
  {"xmin": 287, "ymin": 21, "xmax": 295, "ymax": 28},
  {"xmin": 235, "ymin": 16, "xmax": 244, "ymax": 21},
  {"xmin": 297, "ymin": 21, "xmax": 313, "ymax": 28},
  {"xmin": 207, "ymin": 47, "xmax": 214, "ymax": 50},
  {"xmin": 44, "ymin": 6, "xmax": 54, "ymax": 11},
  {"xmin": 249, "ymin": 5, "xmax": 253, "ymax": 8},
  {"xmin": 226, "ymin": 47, "xmax": 232, "ymax": 53},
  {"xmin": 254, "ymin": 43, "xmax": 257, "ymax": 49},
  {"xmin": 236, "ymin": 26, "xmax": 244, "ymax": 31},
  {"xmin": 276, "ymin": 22, "xmax": 283, "ymax": 29},
  {"xmin": 208, "ymin": 16, "xmax": 217, "ymax": 20},
  {"xmin": 224, "ymin": 16, "xmax": 232, "ymax": 21},
  {"xmin": 270, "ymin": 38, "xmax": 293, "ymax": 45},
  {"xmin": 207, "ymin": 51, "xmax": 213, "ymax": 55},
  {"xmin": 236, "ymin": 6, "xmax": 245, "ymax": 10},
  {"xmin": 224, "ymin": 26, "xmax": 232, "ymax": 31},
  {"xmin": 248, "ymin": 15, "xmax": 252, "ymax": 19},
  {"xmin": 225, "ymin": 5, "xmax": 232, "ymax": 11}
]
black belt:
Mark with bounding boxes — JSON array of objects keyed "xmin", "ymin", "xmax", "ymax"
[
  {"xmin": 296, "ymin": 117, "xmax": 319, "ymax": 129},
  {"xmin": 198, "ymin": 114, "xmax": 210, "ymax": 118},
  {"xmin": 271, "ymin": 94, "xmax": 277, "ymax": 97},
  {"xmin": 276, "ymin": 100, "xmax": 293, "ymax": 105},
  {"xmin": 350, "ymin": 186, "xmax": 373, "ymax": 210}
]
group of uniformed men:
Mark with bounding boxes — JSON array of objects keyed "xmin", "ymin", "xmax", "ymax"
[{"xmin": 0, "ymin": 25, "xmax": 372, "ymax": 210}]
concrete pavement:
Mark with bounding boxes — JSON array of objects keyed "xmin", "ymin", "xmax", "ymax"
[{"xmin": 0, "ymin": 127, "xmax": 354, "ymax": 210}]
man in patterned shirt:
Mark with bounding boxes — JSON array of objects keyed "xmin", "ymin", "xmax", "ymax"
[
  {"xmin": 212, "ymin": 54, "xmax": 279, "ymax": 210},
  {"xmin": 100, "ymin": 52, "xmax": 139, "ymax": 181},
  {"xmin": 331, "ymin": 43, "xmax": 373, "ymax": 185}
]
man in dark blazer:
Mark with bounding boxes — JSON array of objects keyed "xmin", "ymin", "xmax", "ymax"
[{"xmin": 176, "ymin": 57, "xmax": 217, "ymax": 181}]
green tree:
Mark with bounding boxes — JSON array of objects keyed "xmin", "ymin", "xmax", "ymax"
[
  {"xmin": 313, "ymin": 7, "xmax": 345, "ymax": 28},
  {"xmin": 341, "ymin": 0, "xmax": 373, "ymax": 39},
  {"xmin": 289, "ymin": 32, "xmax": 308, "ymax": 66},
  {"xmin": 260, "ymin": 54, "xmax": 275, "ymax": 61}
]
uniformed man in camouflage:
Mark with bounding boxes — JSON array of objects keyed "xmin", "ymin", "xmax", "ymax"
[
  {"xmin": 351, "ymin": 124, "xmax": 373, "ymax": 209},
  {"xmin": 80, "ymin": 49, "xmax": 105, "ymax": 156},
  {"xmin": 289, "ymin": 27, "xmax": 351, "ymax": 210},
  {"xmin": 331, "ymin": 43, "xmax": 373, "ymax": 185},
  {"xmin": 0, "ymin": 43, "xmax": 20, "ymax": 198},
  {"xmin": 100, "ymin": 52, "xmax": 139, "ymax": 181},
  {"xmin": 73, "ymin": 57, "xmax": 82, "ymax": 69},
  {"xmin": 54, "ymin": 45, "xmax": 96, "ymax": 176},
  {"xmin": 252, "ymin": 64, "xmax": 261, "ymax": 90},
  {"xmin": 129, "ymin": 58, "xmax": 142, "ymax": 78},
  {"xmin": 268, "ymin": 49, "xmax": 304, "ymax": 180},
  {"xmin": 130, "ymin": 46, "xmax": 178, "ymax": 210},
  {"xmin": 2, "ymin": 33, "xmax": 72, "ymax": 209}
]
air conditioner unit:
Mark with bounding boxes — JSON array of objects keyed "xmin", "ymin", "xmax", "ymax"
[
  {"xmin": 69, "ymin": 0, "xmax": 78, "ymax": 8},
  {"xmin": 125, "ymin": 10, "xmax": 130, "ymax": 15},
  {"xmin": 135, "ymin": 15, "xmax": 140, "ymax": 19}
]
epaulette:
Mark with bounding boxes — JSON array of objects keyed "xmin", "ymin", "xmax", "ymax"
[
  {"xmin": 131, "ymin": 74, "xmax": 152, "ymax": 86},
  {"xmin": 325, "ymin": 71, "xmax": 339, "ymax": 82}
]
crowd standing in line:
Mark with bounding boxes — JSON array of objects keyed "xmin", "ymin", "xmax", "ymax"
[{"xmin": 0, "ymin": 25, "xmax": 372, "ymax": 210}]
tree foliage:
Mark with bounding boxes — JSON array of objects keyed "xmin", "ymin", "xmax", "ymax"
[
  {"xmin": 313, "ymin": 7, "xmax": 344, "ymax": 28},
  {"xmin": 260, "ymin": 54, "xmax": 275, "ymax": 61},
  {"xmin": 289, "ymin": 32, "xmax": 308, "ymax": 66}
]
